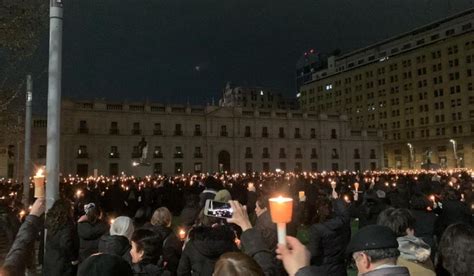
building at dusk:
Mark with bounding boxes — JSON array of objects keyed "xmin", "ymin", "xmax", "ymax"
[
  {"xmin": 22, "ymin": 99, "xmax": 383, "ymax": 177},
  {"xmin": 298, "ymin": 9, "xmax": 474, "ymax": 169}
]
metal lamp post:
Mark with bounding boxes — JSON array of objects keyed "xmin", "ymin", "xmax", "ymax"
[
  {"xmin": 22, "ymin": 75, "xmax": 33, "ymax": 207},
  {"xmin": 449, "ymin": 139, "xmax": 457, "ymax": 168},
  {"xmin": 407, "ymin": 143, "xmax": 414, "ymax": 169}
]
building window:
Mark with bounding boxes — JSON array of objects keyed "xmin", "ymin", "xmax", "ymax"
[
  {"xmin": 279, "ymin": 127, "xmax": 285, "ymax": 138},
  {"xmin": 154, "ymin": 123, "xmax": 162, "ymax": 135},
  {"xmin": 194, "ymin": 147, "xmax": 203, "ymax": 158},
  {"xmin": 77, "ymin": 145, "xmax": 88, "ymax": 158},
  {"xmin": 245, "ymin": 147, "xmax": 253, "ymax": 158},
  {"xmin": 331, "ymin": 148, "xmax": 339, "ymax": 159},
  {"xmin": 174, "ymin": 124, "xmax": 183, "ymax": 136},
  {"xmin": 295, "ymin": 148, "xmax": 302, "ymax": 159},
  {"xmin": 132, "ymin": 146, "xmax": 141, "ymax": 158},
  {"xmin": 174, "ymin": 147, "xmax": 183, "ymax": 158},
  {"xmin": 109, "ymin": 122, "xmax": 119, "ymax": 135},
  {"xmin": 370, "ymin": 149, "xmax": 376, "ymax": 159},
  {"xmin": 109, "ymin": 146, "xmax": 119, "ymax": 158},
  {"xmin": 331, "ymin": 129, "xmax": 337, "ymax": 139},
  {"xmin": 279, "ymin": 162, "xmax": 286, "ymax": 171},
  {"xmin": 79, "ymin": 120, "xmax": 89, "ymax": 134},
  {"xmin": 174, "ymin": 163, "xmax": 183, "ymax": 174},
  {"xmin": 262, "ymin": 147, "xmax": 270, "ymax": 158},
  {"xmin": 194, "ymin": 163, "xmax": 202, "ymax": 173},
  {"xmin": 194, "ymin": 124, "xmax": 202, "ymax": 136},
  {"xmin": 37, "ymin": 145, "xmax": 46, "ymax": 159},
  {"xmin": 221, "ymin": 125, "xmax": 228, "ymax": 136},
  {"xmin": 109, "ymin": 163, "xmax": 119, "ymax": 176},
  {"xmin": 153, "ymin": 146, "xmax": 163, "ymax": 158},
  {"xmin": 245, "ymin": 162, "xmax": 253, "ymax": 173},
  {"xmin": 132, "ymin": 122, "xmax": 141, "ymax": 135},
  {"xmin": 354, "ymin": 149, "xmax": 360, "ymax": 159},
  {"xmin": 279, "ymin": 148, "xmax": 286, "ymax": 158},
  {"xmin": 262, "ymin": 162, "xmax": 270, "ymax": 172},
  {"xmin": 262, "ymin": 127, "xmax": 269, "ymax": 138},
  {"xmin": 331, "ymin": 163, "xmax": 339, "ymax": 171},
  {"xmin": 310, "ymin": 128, "xmax": 316, "ymax": 138},
  {"xmin": 310, "ymin": 148, "xmax": 318, "ymax": 159},
  {"xmin": 154, "ymin": 163, "xmax": 162, "ymax": 174},
  {"xmin": 294, "ymin": 128, "xmax": 301, "ymax": 138},
  {"xmin": 244, "ymin": 126, "xmax": 251, "ymax": 137}
]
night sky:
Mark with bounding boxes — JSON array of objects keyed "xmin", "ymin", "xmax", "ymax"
[{"xmin": 31, "ymin": 0, "xmax": 473, "ymax": 108}]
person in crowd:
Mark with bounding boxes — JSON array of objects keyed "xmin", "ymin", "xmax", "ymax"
[
  {"xmin": 213, "ymin": 252, "xmax": 264, "ymax": 276},
  {"xmin": 253, "ymin": 195, "xmax": 277, "ymax": 251},
  {"xmin": 377, "ymin": 208, "xmax": 435, "ymax": 276},
  {"xmin": 275, "ymin": 236, "xmax": 312, "ymax": 276},
  {"xmin": 44, "ymin": 198, "xmax": 78, "ymax": 276},
  {"xmin": 147, "ymin": 207, "xmax": 182, "ymax": 275},
  {"xmin": 199, "ymin": 176, "xmax": 220, "ymax": 208},
  {"xmin": 436, "ymin": 223, "xmax": 474, "ymax": 276},
  {"xmin": 351, "ymin": 189, "xmax": 389, "ymax": 229},
  {"xmin": 129, "ymin": 228, "xmax": 163, "ymax": 275},
  {"xmin": 78, "ymin": 203, "xmax": 109, "ymax": 262},
  {"xmin": 409, "ymin": 194, "xmax": 437, "ymax": 251},
  {"xmin": 1, "ymin": 198, "xmax": 45, "ymax": 276},
  {"xmin": 307, "ymin": 196, "xmax": 351, "ymax": 276},
  {"xmin": 434, "ymin": 188, "xmax": 471, "ymax": 238},
  {"xmin": 345, "ymin": 225, "xmax": 410, "ymax": 276},
  {"xmin": 98, "ymin": 216, "xmax": 134, "ymax": 257},
  {"xmin": 134, "ymin": 207, "xmax": 149, "ymax": 229},
  {"xmin": 179, "ymin": 194, "xmax": 200, "ymax": 229},
  {"xmin": 78, "ymin": 253, "xmax": 133, "ymax": 276}
]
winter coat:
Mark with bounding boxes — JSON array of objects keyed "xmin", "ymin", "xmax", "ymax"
[
  {"xmin": 254, "ymin": 210, "xmax": 277, "ymax": 251},
  {"xmin": 435, "ymin": 200, "xmax": 471, "ymax": 237},
  {"xmin": 44, "ymin": 221, "xmax": 77, "ymax": 276},
  {"xmin": 177, "ymin": 225, "xmax": 237, "ymax": 276},
  {"xmin": 410, "ymin": 209, "xmax": 437, "ymax": 250},
  {"xmin": 307, "ymin": 200, "xmax": 351, "ymax": 276},
  {"xmin": 149, "ymin": 224, "xmax": 182, "ymax": 275},
  {"xmin": 240, "ymin": 228, "xmax": 277, "ymax": 276},
  {"xmin": 360, "ymin": 266, "xmax": 410, "ymax": 276},
  {"xmin": 180, "ymin": 206, "xmax": 200, "ymax": 228},
  {"xmin": 3, "ymin": 215, "xmax": 41, "ymax": 275},
  {"xmin": 98, "ymin": 234, "xmax": 131, "ymax": 257},
  {"xmin": 78, "ymin": 219, "xmax": 109, "ymax": 261},
  {"xmin": 396, "ymin": 235, "xmax": 435, "ymax": 276},
  {"xmin": 131, "ymin": 262, "xmax": 164, "ymax": 276}
]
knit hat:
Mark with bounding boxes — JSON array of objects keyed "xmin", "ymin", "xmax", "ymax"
[
  {"xmin": 78, "ymin": 254, "xmax": 133, "ymax": 276},
  {"xmin": 84, "ymin": 203, "xmax": 96, "ymax": 214},
  {"xmin": 214, "ymin": 189, "xmax": 232, "ymax": 202},
  {"xmin": 110, "ymin": 216, "xmax": 134, "ymax": 240},
  {"xmin": 346, "ymin": 225, "xmax": 399, "ymax": 254}
]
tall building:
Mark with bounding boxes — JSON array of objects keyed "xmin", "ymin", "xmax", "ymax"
[
  {"xmin": 298, "ymin": 9, "xmax": 474, "ymax": 169},
  {"xmin": 219, "ymin": 83, "xmax": 299, "ymax": 110},
  {"xmin": 24, "ymin": 99, "xmax": 382, "ymax": 177}
]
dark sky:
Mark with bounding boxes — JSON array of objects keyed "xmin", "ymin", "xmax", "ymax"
[{"xmin": 32, "ymin": 0, "xmax": 473, "ymax": 107}]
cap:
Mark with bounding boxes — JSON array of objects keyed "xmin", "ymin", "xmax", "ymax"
[{"xmin": 346, "ymin": 225, "xmax": 399, "ymax": 254}]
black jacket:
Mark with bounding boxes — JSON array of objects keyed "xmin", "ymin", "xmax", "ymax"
[
  {"xmin": 177, "ymin": 225, "xmax": 237, "ymax": 276},
  {"xmin": 78, "ymin": 220, "xmax": 109, "ymax": 261},
  {"xmin": 98, "ymin": 234, "xmax": 131, "ymax": 257},
  {"xmin": 254, "ymin": 210, "xmax": 277, "ymax": 251},
  {"xmin": 435, "ymin": 200, "xmax": 471, "ymax": 237},
  {"xmin": 3, "ymin": 215, "xmax": 41, "ymax": 275},
  {"xmin": 411, "ymin": 209, "xmax": 437, "ymax": 249},
  {"xmin": 240, "ymin": 228, "xmax": 277, "ymax": 276},
  {"xmin": 307, "ymin": 200, "xmax": 351, "ymax": 276},
  {"xmin": 131, "ymin": 262, "xmax": 164, "ymax": 276},
  {"xmin": 44, "ymin": 221, "xmax": 77, "ymax": 276},
  {"xmin": 148, "ymin": 224, "xmax": 182, "ymax": 275}
]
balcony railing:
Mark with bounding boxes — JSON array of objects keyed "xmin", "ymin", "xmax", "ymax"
[
  {"xmin": 78, "ymin": 127, "xmax": 89, "ymax": 134},
  {"xmin": 245, "ymin": 153, "xmax": 253, "ymax": 158},
  {"xmin": 295, "ymin": 154, "xmax": 303, "ymax": 159},
  {"xmin": 279, "ymin": 153, "xmax": 286, "ymax": 158},
  {"xmin": 332, "ymin": 154, "xmax": 339, "ymax": 159},
  {"xmin": 77, "ymin": 153, "xmax": 89, "ymax": 159},
  {"xmin": 310, "ymin": 133, "xmax": 316, "ymax": 139},
  {"xmin": 194, "ymin": 130, "xmax": 202, "ymax": 136},
  {"xmin": 220, "ymin": 131, "xmax": 228, "ymax": 137},
  {"xmin": 153, "ymin": 152, "xmax": 163, "ymax": 158},
  {"xmin": 109, "ymin": 128, "xmax": 119, "ymax": 135},
  {"xmin": 354, "ymin": 154, "xmax": 361, "ymax": 159},
  {"xmin": 262, "ymin": 153, "xmax": 270, "ymax": 158},
  {"xmin": 262, "ymin": 132, "xmax": 269, "ymax": 138},
  {"xmin": 294, "ymin": 134, "xmax": 301, "ymax": 139},
  {"xmin": 370, "ymin": 154, "xmax": 376, "ymax": 159},
  {"xmin": 279, "ymin": 133, "xmax": 285, "ymax": 138},
  {"xmin": 132, "ymin": 129, "xmax": 142, "ymax": 135},
  {"xmin": 311, "ymin": 153, "xmax": 318, "ymax": 159},
  {"xmin": 244, "ymin": 132, "xmax": 251, "ymax": 137},
  {"xmin": 174, "ymin": 130, "xmax": 183, "ymax": 136}
]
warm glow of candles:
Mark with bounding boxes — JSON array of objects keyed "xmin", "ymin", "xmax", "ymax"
[
  {"xmin": 269, "ymin": 196, "xmax": 293, "ymax": 224},
  {"xmin": 33, "ymin": 169, "xmax": 45, "ymax": 198},
  {"xmin": 110, "ymin": 218, "xmax": 115, "ymax": 225},
  {"xmin": 344, "ymin": 195, "xmax": 350, "ymax": 203},
  {"xmin": 76, "ymin": 189, "xmax": 83, "ymax": 198},
  {"xmin": 179, "ymin": 229, "xmax": 186, "ymax": 241},
  {"xmin": 298, "ymin": 191, "xmax": 305, "ymax": 201},
  {"xmin": 354, "ymin": 182, "xmax": 359, "ymax": 191}
]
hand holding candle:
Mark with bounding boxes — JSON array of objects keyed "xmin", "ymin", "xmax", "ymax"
[
  {"xmin": 33, "ymin": 169, "xmax": 45, "ymax": 198},
  {"xmin": 178, "ymin": 229, "xmax": 186, "ymax": 241},
  {"xmin": 269, "ymin": 196, "xmax": 293, "ymax": 245}
]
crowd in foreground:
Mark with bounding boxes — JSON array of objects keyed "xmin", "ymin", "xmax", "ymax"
[{"xmin": 0, "ymin": 169, "xmax": 473, "ymax": 276}]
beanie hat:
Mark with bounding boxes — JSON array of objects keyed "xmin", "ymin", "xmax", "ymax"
[
  {"xmin": 110, "ymin": 216, "xmax": 134, "ymax": 240},
  {"xmin": 78, "ymin": 254, "xmax": 133, "ymax": 276},
  {"xmin": 214, "ymin": 189, "xmax": 232, "ymax": 202}
]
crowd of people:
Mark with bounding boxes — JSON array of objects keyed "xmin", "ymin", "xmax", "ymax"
[{"xmin": 0, "ymin": 169, "xmax": 473, "ymax": 276}]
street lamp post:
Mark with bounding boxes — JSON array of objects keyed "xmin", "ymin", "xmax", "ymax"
[
  {"xmin": 46, "ymin": 0, "xmax": 63, "ymax": 211},
  {"xmin": 449, "ymin": 139, "xmax": 457, "ymax": 168},
  {"xmin": 407, "ymin": 143, "xmax": 414, "ymax": 169},
  {"xmin": 22, "ymin": 75, "xmax": 33, "ymax": 207}
]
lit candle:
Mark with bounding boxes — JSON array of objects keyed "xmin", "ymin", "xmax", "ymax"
[
  {"xmin": 19, "ymin": 210, "xmax": 26, "ymax": 220},
  {"xmin": 298, "ymin": 191, "xmax": 305, "ymax": 201},
  {"xmin": 179, "ymin": 229, "xmax": 186, "ymax": 241},
  {"xmin": 269, "ymin": 196, "xmax": 293, "ymax": 245},
  {"xmin": 354, "ymin": 182, "xmax": 359, "ymax": 192},
  {"xmin": 33, "ymin": 169, "xmax": 45, "ymax": 198},
  {"xmin": 429, "ymin": 195, "xmax": 436, "ymax": 203},
  {"xmin": 330, "ymin": 181, "xmax": 337, "ymax": 190},
  {"xmin": 344, "ymin": 195, "xmax": 350, "ymax": 203},
  {"xmin": 76, "ymin": 189, "xmax": 83, "ymax": 198},
  {"xmin": 110, "ymin": 218, "xmax": 115, "ymax": 225}
]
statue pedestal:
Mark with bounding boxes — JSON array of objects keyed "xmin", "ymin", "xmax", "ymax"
[{"xmin": 131, "ymin": 159, "xmax": 153, "ymax": 177}]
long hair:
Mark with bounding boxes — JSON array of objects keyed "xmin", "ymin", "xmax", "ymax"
[
  {"xmin": 311, "ymin": 196, "xmax": 333, "ymax": 224},
  {"xmin": 45, "ymin": 199, "xmax": 72, "ymax": 234},
  {"xmin": 214, "ymin": 252, "xmax": 263, "ymax": 276}
]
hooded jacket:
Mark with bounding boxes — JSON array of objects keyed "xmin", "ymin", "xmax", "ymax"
[
  {"xmin": 396, "ymin": 235, "xmax": 435, "ymax": 276},
  {"xmin": 148, "ymin": 224, "xmax": 182, "ymax": 275},
  {"xmin": 177, "ymin": 225, "xmax": 237, "ymax": 276},
  {"xmin": 98, "ymin": 234, "xmax": 131, "ymax": 257},
  {"xmin": 78, "ymin": 219, "xmax": 109, "ymax": 261}
]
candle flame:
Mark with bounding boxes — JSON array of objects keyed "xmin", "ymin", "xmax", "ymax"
[{"xmin": 36, "ymin": 169, "xmax": 44, "ymax": 177}]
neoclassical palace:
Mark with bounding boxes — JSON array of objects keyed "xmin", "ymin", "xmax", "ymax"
[{"xmin": 27, "ymin": 99, "xmax": 383, "ymax": 176}]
